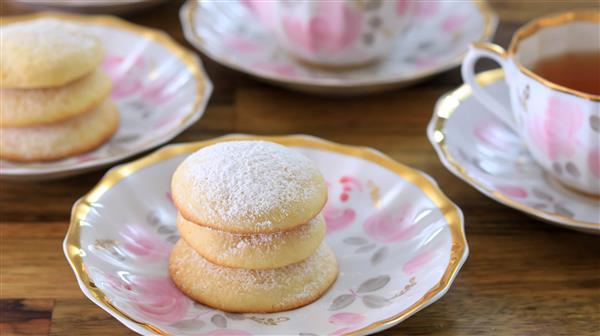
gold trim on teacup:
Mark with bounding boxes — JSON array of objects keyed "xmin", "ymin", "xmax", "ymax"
[
  {"xmin": 430, "ymin": 69, "xmax": 600, "ymax": 232},
  {"xmin": 65, "ymin": 135, "xmax": 467, "ymax": 335},
  {"xmin": 508, "ymin": 10, "xmax": 600, "ymax": 102},
  {"xmin": 182, "ymin": 0, "xmax": 497, "ymax": 92}
]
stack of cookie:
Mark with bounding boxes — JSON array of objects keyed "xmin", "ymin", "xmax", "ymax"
[
  {"xmin": 169, "ymin": 140, "xmax": 338, "ymax": 313},
  {"xmin": 0, "ymin": 19, "xmax": 118, "ymax": 162}
]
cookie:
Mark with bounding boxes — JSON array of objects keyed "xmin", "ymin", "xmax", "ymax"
[
  {"xmin": 1, "ymin": 70, "xmax": 112, "ymax": 127},
  {"xmin": 177, "ymin": 212, "xmax": 326, "ymax": 269},
  {"xmin": 169, "ymin": 239, "xmax": 338, "ymax": 313},
  {"xmin": 0, "ymin": 100, "xmax": 119, "ymax": 162},
  {"xmin": 171, "ymin": 141, "xmax": 328, "ymax": 234},
  {"xmin": 1, "ymin": 19, "xmax": 104, "ymax": 89}
]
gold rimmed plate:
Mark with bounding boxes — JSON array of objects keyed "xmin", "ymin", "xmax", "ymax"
[
  {"xmin": 428, "ymin": 69, "xmax": 600, "ymax": 234},
  {"xmin": 179, "ymin": 0, "xmax": 497, "ymax": 95},
  {"xmin": 64, "ymin": 134, "xmax": 467, "ymax": 335},
  {"xmin": 1, "ymin": 12, "xmax": 213, "ymax": 180}
]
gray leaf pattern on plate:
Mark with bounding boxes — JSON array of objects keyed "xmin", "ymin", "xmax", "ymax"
[
  {"xmin": 357, "ymin": 275, "xmax": 390, "ymax": 293},
  {"xmin": 362, "ymin": 295, "xmax": 390, "ymax": 308},
  {"xmin": 329, "ymin": 294, "xmax": 355, "ymax": 311}
]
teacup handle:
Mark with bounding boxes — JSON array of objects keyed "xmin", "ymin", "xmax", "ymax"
[{"xmin": 461, "ymin": 42, "xmax": 517, "ymax": 131}]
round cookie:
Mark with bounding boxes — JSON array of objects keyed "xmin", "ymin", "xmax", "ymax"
[
  {"xmin": 0, "ymin": 100, "xmax": 119, "ymax": 162},
  {"xmin": 171, "ymin": 140, "xmax": 328, "ymax": 234},
  {"xmin": 178, "ymin": 213, "xmax": 326, "ymax": 269},
  {"xmin": 1, "ymin": 70, "xmax": 112, "ymax": 127},
  {"xmin": 1, "ymin": 19, "xmax": 104, "ymax": 89},
  {"xmin": 169, "ymin": 240, "xmax": 338, "ymax": 313}
]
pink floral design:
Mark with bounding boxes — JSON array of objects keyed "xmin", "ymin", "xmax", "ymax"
[
  {"xmin": 103, "ymin": 274, "xmax": 189, "ymax": 323},
  {"xmin": 442, "ymin": 13, "xmax": 467, "ymax": 32},
  {"xmin": 589, "ymin": 146, "xmax": 600, "ymax": 178},
  {"xmin": 102, "ymin": 55, "xmax": 177, "ymax": 105},
  {"xmin": 253, "ymin": 62, "xmax": 298, "ymax": 77},
  {"xmin": 396, "ymin": 0, "xmax": 410, "ymax": 16},
  {"xmin": 496, "ymin": 185, "xmax": 528, "ymax": 198},
  {"xmin": 324, "ymin": 203, "xmax": 356, "ymax": 234},
  {"xmin": 282, "ymin": 2, "xmax": 362, "ymax": 54},
  {"xmin": 474, "ymin": 118, "xmax": 515, "ymax": 151},
  {"xmin": 363, "ymin": 203, "xmax": 415, "ymax": 243},
  {"xmin": 403, "ymin": 249, "xmax": 437, "ymax": 274},
  {"xmin": 197, "ymin": 330, "xmax": 251, "ymax": 336},
  {"xmin": 243, "ymin": 0, "xmax": 277, "ymax": 29},
  {"xmin": 121, "ymin": 226, "xmax": 172, "ymax": 260},
  {"xmin": 526, "ymin": 96, "xmax": 585, "ymax": 160},
  {"xmin": 414, "ymin": 1, "xmax": 438, "ymax": 16},
  {"xmin": 329, "ymin": 327, "xmax": 361, "ymax": 336},
  {"xmin": 102, "ymin": 55, "xmax": 145, "ymax": 98},
  {"xmin": 329, "ymin": 312, "xmax": 365, "ymax": 326},
  {"xmin": 224, "ymin": 35, "xmax": 262, "ymax": 53}
]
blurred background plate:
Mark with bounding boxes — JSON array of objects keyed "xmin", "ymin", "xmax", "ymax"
[
  {"xmin": 9, "ymin": 0, "xmax": 168, "ymax": 15},
  {"xmin": 0, "ymin": 12, "xmax": 213, "ymax": 180}
]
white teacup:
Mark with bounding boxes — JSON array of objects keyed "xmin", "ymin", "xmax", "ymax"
[
  {"xmin": 462, "ymin": 11, "xmax": 600, "ymax": 195},
  {"xmin": 244, "ymin": 0, "xmax": 414, "ymax": 67}
]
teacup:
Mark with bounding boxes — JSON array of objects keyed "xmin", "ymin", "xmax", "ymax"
[
  {"xmin": 244, "ymin": 0, "xmax": 414, "ymax": 67},
  {"xmin": 462, "ymin": 11, "xmax": 600, "ymax": 195}
]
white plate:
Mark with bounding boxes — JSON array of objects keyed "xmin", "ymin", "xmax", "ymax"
[
  {"xmin": 428, "ymin": 69, "xmax": 600, "ymax": 234},
  {"xmin": 65, "ymin": 134, "xmax": 467, "ymax": 335},
  {"xmin": 1, "ymin": 12, "xmax": 213, "ymax": 180},
  {"xmin": 9, "ymin": 0, "xmax": 168, "ymax": 15},
  {"xmin": 180, "ymin": 0, "xmax": 497, "ymax": 95}
]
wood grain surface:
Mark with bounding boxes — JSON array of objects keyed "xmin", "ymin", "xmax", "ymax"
[{"xmin": 1, "ymin": 1, "xmax": 599, "ymax": 335}]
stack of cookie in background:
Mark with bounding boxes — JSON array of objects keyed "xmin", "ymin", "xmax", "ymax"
[
  {"xmin": 0, "ymin": 19, "xmax": 119, "ymax": 162},
  {"xmin": 169, "ymin": 140, "xmax": 338, "ymax": 313}
]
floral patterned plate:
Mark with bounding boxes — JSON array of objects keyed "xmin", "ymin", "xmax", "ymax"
[
  {"xmin": 65, "ymin": 134, "xmax": 467, "ymax": 335},
  {"xmin": 1, "ymin": 12, "xmax": 212, "ymax": 180},
  {"xmin": 180, "ymin": 0, "xmax": 497, "ymax": 95},
  {"xmin": 428, "ymin": 69, "xmax": 600, "ymax": 234}
]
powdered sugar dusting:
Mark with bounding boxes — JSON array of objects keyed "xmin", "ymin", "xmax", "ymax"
[
  {"xmin": 174, "ymin": 242, "xmax": 336, "ymax": 305},
  {"xmin": 181, "ymin": 141, "xmax": 323, "ymax": 229},
  {"xmin": 3, "ymin": 19, "xmax": 98, "ymax": 59}
]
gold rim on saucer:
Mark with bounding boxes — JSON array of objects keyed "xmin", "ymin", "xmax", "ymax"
[
  {"xmin": 430, "ymin": 69, "xmax": 600, "ymax": 232},
  {"xmin": 181, "ymin": 0, "xmax": 497, "ymax": 92},
  {"xmin": 65, "ymin": 135, "xmax": 467, "ymax": 335}
]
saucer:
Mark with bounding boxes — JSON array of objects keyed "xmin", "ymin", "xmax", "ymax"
[
  {"xmin": 65, "ymin": 134, "xmax": 467, "ymax": 335},
  {"xmin": 1, "ymin": 12, "xmax": 212, "ymax": 180},
  {"xmin": 428, "ymin": 69, "xmax": 600, "ymax": 234},
  {"xmin": 9, "ymin": 0, "xmax": 168, "ymax": 15},
  {"xmin": 180, "ymin": 0, "xmax": 497, "ymax": 95}
]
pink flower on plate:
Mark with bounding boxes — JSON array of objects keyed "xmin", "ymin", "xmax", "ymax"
[
  {"xmin": 589, "ymin": 146, "xmax": 600, "ymax": 178},
  {"xmin": 329, "ymin": 326, "xmax": 362, "ymax": 336},
  {"xmin": 403, "ymin": 249, "xmax": 438, "ymax": 274},
  {"xmin": 121, "ymin": 226, "xmax": 172, "ymax": 260},
  {"xmin": 526, "ymin": 96, "xmax": 585, "ymax": 161},
  {"xmin": 103, "ymin": 274, "xmax": 189, "ymax": 323},
  {"xmin": 141, "ymin": 76, "xmax": 179, "ymax": 106},
  {"xmin": 473, "ymin": 118, "xmax": 516, "ymax": 151},
  {"xmin": 323, "ymin": 203, "xmax": 356, "ymax": 234},
  {"xmin": 414, "ymin": 1, "xmax": 438, "ymax": 17},
  {"xmin": 252, "ymin": 62, "xmax": 298, "ymax": 77},
  {"xmin": 130, "ymin": 277, "xmax": 189, "ymax": 323},
  {"xmin": 224, "ymin": 35, "xmax": 262, "ymax": 53},
  {"xmin": 102, "ymin": 55, "xmax": 145, "ymax": 98},
  {"xmin": 441, "ymin": 13, "xmax": 467, "ymax": 32},
  {"xmin": 243, "ymin": 0, "xmax": 277, "ymax": 29},
  {"xmin": 496, "ymin": 185, "xmax": 528, "ymax": 198},
  {"xmin": 282, "ymin": 1, "xmax": 362, "ymax": 54},
  {"xmin": 197, "ymin": 330, "xmax": 251, "ymax": 336},
  {"xmin": 396, "ymin": 0, "xmax": 411, "ymax": 16},
  {"xmin": 363, "ymin": 203, "xmax": 415, "ymax": 243},
  {"xmin": 329, "ymin": 312, "xmax": 365, "ymax": 326}
]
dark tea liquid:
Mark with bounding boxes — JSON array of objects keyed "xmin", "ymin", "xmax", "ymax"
[{"xmin": 531, "ymin": 51, "xmax": 600, "ymax": 96}]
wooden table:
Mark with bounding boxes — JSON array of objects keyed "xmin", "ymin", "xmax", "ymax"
[{"xmin": 1, "ymin": 1, "xmax": 599, "ymax": 335}]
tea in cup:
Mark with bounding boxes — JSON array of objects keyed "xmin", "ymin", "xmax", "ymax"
[
  {"xmin": 244, "ymin": 0, "xmax": 414, "ymax": 67},
  {"xmin": 461, "ymin": 11, "xmax": 600, "ymax": 195}
]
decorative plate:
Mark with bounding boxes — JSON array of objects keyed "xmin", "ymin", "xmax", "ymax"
[
  {"xmin": 9, "ymin": 0, "xmax": 168, "ymax": 15},
  {"xmin": 428, "ymin": 69, "xmax": 600, "ymax": 234},
  {"xmin": 1, "ymin": 12, "xmax": 213, "ymax": 180},
  {"xmin": 180, "ymin": 0, "xmax": 497, "ymax": 95},
  {"xmin": 65, "ymin": 135, "xmax": 467, "ymax": 335}
]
